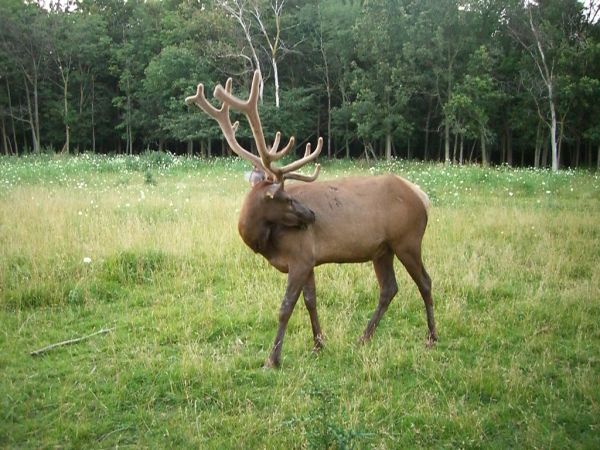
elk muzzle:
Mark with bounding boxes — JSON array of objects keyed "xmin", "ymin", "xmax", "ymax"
[
  {"xmin": 284, "ymin": 198, "xmax": 315, "ymax": 228},
  {"xmin": 265, "ymin": 184, "xmax": 315, "ymax": 228}
]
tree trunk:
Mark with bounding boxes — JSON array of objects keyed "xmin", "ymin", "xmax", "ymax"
[
  {"xmin": 364, "ymin": 142, "xmax": 377, "ymax": 161},
  {"xmin": 126, "ymin": 78, "xmax": 133, "ymax": 155},
  {"xmin": 573, "ymin": 137, "xmax": 581, "ymax": 168},
  {"xmin": 542, "ymin": 134, "xmax": 549, "ymax": 168},
  {"xmin": 22, "ymin": 128, "xmax": 28, "ymax": 152},
  {"xmin": 316, "ymin": 1, "xmax": 332, "ymax": 158},
  {"xmin": 77, "ymin": 76, "xmax": 85, "ymax": 153},
  {"xmin": 459, "ymin": 134, "xmax": 464, "ymax": 165},
  {"xmin": 506, "ymin": 127, "xmax": 513, "ymax": 166},
  {"xmin": 272, "ymin": 58, "xmax": 280, "ymax": 108},
  {"xmin": 532, "ymin": 16, "xmax": 558, "ymax": 170},
  {"xmin": 6, "ymin": 79, "xmax": 18, "ymax": 155},
  {"xmin": 534, "ymin": 122, "xmax": 542, "ymax": 168},
  {"xmin": 222, "ymin": 139, "xmax": 231, "ymax": 156},
  {"xmin": 480, "ymin": 126, "xmax": 489, "ymax": 167},
  {"xmin": 468, "ymin": 140, "xmax": 476, "ymax": 163},
  {"xmin": 61, "ymin": 75, "xmax": 70, "ymax": 154},
  {"xmin": 444, "ymin": 53, "xmax": 454, "ymax": 165},
  {"xmin": 23, "ymin": 76, "xmax": 39, "ymax": 153},
  {"xmin": 324, "ymin": 69, "xmax": 332, "ymax": 159},
  {"xmin": 385, "ymin": 133, "xmax": 392, "ymax": 161},
  {"xmin": 557, "ymin": 117, "xmax": 565, "ymax": 169},
  {"xmin": 423, "ymin": 97, "xmax": 432, "ymax": 161},
  {"xmin": 1, "ymin": 115, "xmax": 9, "ymax": 155},
  {"xmin": 444, "ymin": 119, "xmax": 450, "ymax": 163},
  {"xmin": 549, "ymin": 93, "xmax": 558, "ymax": 171},
  {"xmin": 33, "ymin": 74, "xmax": 41, "ymax": 153},
  {"xmin": 91, "ymin": 75, "xmax": 96, "ymax": 153},
  {"xmin": 452, "ymin": 133, "xmax": 458, "ymax": 163}
]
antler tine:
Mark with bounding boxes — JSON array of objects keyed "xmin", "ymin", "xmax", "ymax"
[
  {"xmin": 269, "ymin": 132, "xmax": 281, "ymax": 154},
  {"xmin": 268, "ymin": 132, "xmax": 295, "ymax": 162},
  {"xmin": 185, "ymin": 79, "xmax": 262, "ymax": 168},
  {"xmin": 185, "ymin": 83, "xmax": 216, "ymax": 113},
  {"xmin": 283, "ymin": 164, "xmax": 321, "ymax": 183},
  {"xmin": 279, "ymin": 137, "xmax": 323, "ymax": 176},
  {"xmin": 215, "ymin": 70, "xmax": 260, "ymax": 111}
]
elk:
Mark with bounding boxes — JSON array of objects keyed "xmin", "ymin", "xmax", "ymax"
[{"xmin": 185, "ymin": 71, "xmax": 437, "ymax": 368}]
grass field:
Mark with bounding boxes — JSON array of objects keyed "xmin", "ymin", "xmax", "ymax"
[{"xmin": 1, "ymin": 153, "xmax": 599, "ymax": 448}]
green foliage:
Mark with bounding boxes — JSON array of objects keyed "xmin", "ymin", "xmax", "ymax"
[{"xmin": 1, "ymin": 0, "xmax": 599, "ymax": 166}]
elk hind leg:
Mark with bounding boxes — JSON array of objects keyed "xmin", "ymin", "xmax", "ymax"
[
  {"xmin": 303, "ymin": 270, "xmax": 324, "ymax": 351},
  {"xmin": 360, "ymin": 249, "xmax": 398, "ymax": 343},
  {"xmin": 396, "ymin": 244, "xmax": 437, "ymax": 346}
]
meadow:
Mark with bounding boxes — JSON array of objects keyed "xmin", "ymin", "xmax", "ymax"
[{"xmin": 1, "ymin": 153, "xmax": 599, "ymax": 449}]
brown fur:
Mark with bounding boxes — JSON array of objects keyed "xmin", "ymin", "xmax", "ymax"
[{"xmin": 238, "ymin": 174, "xmax": 437, "ymax": 368}]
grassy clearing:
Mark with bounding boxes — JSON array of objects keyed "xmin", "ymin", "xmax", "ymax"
[{"xmin": 1, "ymin": 154, "xmax": 599, "ymax": 448}]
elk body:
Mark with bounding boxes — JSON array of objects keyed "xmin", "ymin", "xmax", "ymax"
[{"xmin": 186, "ymin": 71, "xmax": 437, "ymax": 368}]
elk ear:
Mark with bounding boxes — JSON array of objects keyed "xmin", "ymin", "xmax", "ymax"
[
  {"xmin": 247, "ymin": 166, "xmax": 266, "ymax": 187},
  {"xmin": 264, "ymin": 183, "xmax": 282, "ymax": 199}
]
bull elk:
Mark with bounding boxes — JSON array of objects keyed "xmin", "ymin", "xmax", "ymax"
[{"xmin": 185, "ymin": 71, "xmax": 437, "ymax": 368}]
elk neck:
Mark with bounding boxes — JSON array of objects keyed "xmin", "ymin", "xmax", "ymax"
[{"xmin": 238, "ymin": 190, "xmax": 268, "ymax": 256}]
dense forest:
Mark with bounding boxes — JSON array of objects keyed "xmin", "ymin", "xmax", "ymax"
[{"xmin": 1, "ymin": 0, "xmax": 599, "ymax": 169}]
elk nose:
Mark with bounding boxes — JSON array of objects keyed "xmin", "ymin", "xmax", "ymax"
[{"xmin": 290, "ymin": 199, "xmax": 315, "ymax": 225}]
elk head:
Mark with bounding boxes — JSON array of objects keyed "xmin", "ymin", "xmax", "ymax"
[{"xmin": 238, "ymin": 180, "xmax": 316, "ymax": 254}]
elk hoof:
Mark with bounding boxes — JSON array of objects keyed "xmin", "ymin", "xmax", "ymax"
[
  {"xmin": 358, "ymin": 334, "xmax": 372, "ymax": 346},
  {"xmin": 313, "ymin": 335, "xmax": 325, "ymax": 352},
  {"xmin": 425, "ymin": 333, "xmax": 438, "ymax": 348},
  {"xmin": 263, "ymin": 357, "xmax": 280, "ymax": 369}
]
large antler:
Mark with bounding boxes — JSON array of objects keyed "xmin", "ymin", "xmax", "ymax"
[{"xmin": 185, "ymin": 70, "xmax": 322, "ymax": 184}]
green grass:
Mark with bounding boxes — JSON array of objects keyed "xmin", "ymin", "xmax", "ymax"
[{"xmin": 1, "ymin": 154, "xmax": 599, "ymax": 448}]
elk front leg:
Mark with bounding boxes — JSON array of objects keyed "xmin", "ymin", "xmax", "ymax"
[
  {"xmin": 303, "ymin": 270, "xmax": 324, "ymax": 351},
  {"xmin": 265, "ymin": 268, "xmax": 311, "ymax": 368}
]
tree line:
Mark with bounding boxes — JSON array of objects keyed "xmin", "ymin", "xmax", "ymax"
[{"xmin": 1, "ymin": 0, "xmax": 599, "ymax": 170}]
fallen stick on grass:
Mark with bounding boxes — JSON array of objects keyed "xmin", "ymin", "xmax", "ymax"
[{"xmin": 30, "ymin": 327, "xmax": 115, "ymax": 357}]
